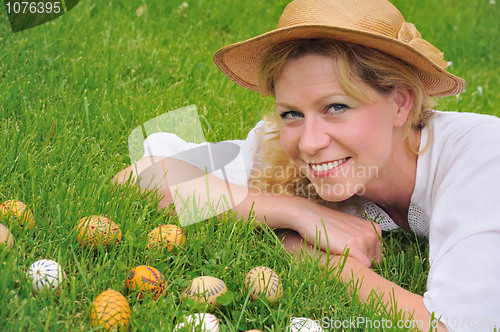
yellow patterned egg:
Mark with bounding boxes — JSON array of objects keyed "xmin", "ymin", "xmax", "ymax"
[
  {"xmin": 91, "ymin": 289, "xmax": 131, "ymax": 331},
  {"xmin": 76, "ymin": 216, "xmax": 122, "ymax": 249},
  {"xmin": 180, "ymin": 276, "xmax": 227, "ymax": 312},
  {"xmin": 147, "ymin": 224, "xmax": 186, "ymax": 251},
  {"xmin": 0, "ymin": 200, "xmax": 35, "ymax": 230},
  {"xmin": 244, "ymin": 266, "xmax": 283, "ymax": 302},
  {"xmin": 126, "ymin": 265, "xmax": 167, "ymax": 301},
  {"xmin": 0, "ymin": 223, "xmax": 14, "ymax": 248}
]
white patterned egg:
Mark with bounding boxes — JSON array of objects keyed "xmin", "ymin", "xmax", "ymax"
[
  {"xmin": 27, "ymin": 259, "xmax": 66, "ymax": 294},
  {"xmin": 288, "ymin": 317, "xmax": 323, "ymax": 332},
  {"xmin": 180, "ymin": 276, "xmax": 227, "ymax": 312},
  {"xmin": 244, "ymin": 266, "xmax": 283, "ymax": 302},
  {"xmin": 174, "ymin": 313, "xmax": 220, "ymax": 332}
]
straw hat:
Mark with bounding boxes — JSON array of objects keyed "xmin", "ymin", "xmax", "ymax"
[{"xmin": 213, "ymin": 0, "xmax": 465, "ymax": 97}]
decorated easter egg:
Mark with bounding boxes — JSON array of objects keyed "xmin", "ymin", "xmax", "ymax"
[
  {"xmin": 0, "ymin": 200, "xmax": 35, "ymax": 230},
  {"xmin": 174, "ymin": 313, "xmax": 220, "ymax": 332},
  {"xmin": 27, "ymin": 259, "xmax": 66, "ymax": 294},
  {"xmin": 126, "ymin": 265, "xmax": 167, "ymax": 301},
  {"xmin": 288, "ymin": 317, "xmax": 323, "ymax": 332},
  {"xmin": 0, "ymin": 223, "xmax": 14, "ymax": 248},
  {"xmin": 244, "ymin": 266, "xmax": 283, "ymax": 302},
  {"xmin": 148, "ymin": 224, "xmax": 186, "ymax": 251},
  {"xmin": 180, "ymin": 276, "xmax": 227, "ymax": 312},
  {"xmin": 91, "ymin": 289, "xmax": 131, "ymax": 331},
  {"xmin": 76, "ymin": 215, "xmax": 122, "ymax": 249}
]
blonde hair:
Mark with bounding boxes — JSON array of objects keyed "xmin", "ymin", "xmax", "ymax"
[{"xmin": 251, "ymin": 39, "xmax": 435, "ymax": 214}]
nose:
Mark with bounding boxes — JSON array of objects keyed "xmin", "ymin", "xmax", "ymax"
[{"xmin": 298, "ymin": 116, "xmax": 332, "ymax": 156}]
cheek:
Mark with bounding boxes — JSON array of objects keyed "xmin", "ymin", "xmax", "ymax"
[
  {"xmin": 353, "ymin": 120, "xmax": 394, "ymax": 163},
  {"xmin": 279, "ymin": 127, "xmax": 298, "ymax": 158}
]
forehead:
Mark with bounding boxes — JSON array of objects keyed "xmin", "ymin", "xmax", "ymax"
[
  {"xmin": 280, "ymin": 53, "xmax": 337, "ymax": 77},
  {"xmin": 275, "ymin": 54, "xmax": 343, "ymax": 96},
  {"xmin": 274, "ymin": 54, "xmax": 382, "ymax": 107}
]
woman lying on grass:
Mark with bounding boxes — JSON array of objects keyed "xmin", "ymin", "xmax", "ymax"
[{"xmin": 114, "ymin": 0, "xmax": 500, "ymax": 330}]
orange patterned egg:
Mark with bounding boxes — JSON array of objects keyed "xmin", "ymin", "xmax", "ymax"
[
  {"xmin": 0, "ymin": 200, "xmax": 35, "ymax": 230},
  {"xmin": 91, "ymin": 289, "xmax": 131, "ymax": 331},
  {"xmin": 126, "ymin": 265, "xmax": 167, "ymax": 301},
  {"xmin": 180, "ymin": 276, "xmax": 227, "ymax": 312},
  {"xmin": 76, "ymin": 216, "xmax": 122, "ymax": 249},
  {"xmin": 244, "ymin": 266, "xmax": 283, "ymax": 302},
  {"xmin": 148, "ymin": 224, "xmax": 186, "ymax": 251}
]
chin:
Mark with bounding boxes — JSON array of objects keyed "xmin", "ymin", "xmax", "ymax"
[
  {"xmin": 318, "ymin": 192, "xmax": 353, "ymax": 203},
  {"xmin": 311, "ymin": 181, "xmax": 360, "ymax": 203}
]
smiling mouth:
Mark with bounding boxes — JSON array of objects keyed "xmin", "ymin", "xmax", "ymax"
[{"xmin": 309, "ymin": 158, "xmax": 349, "ymax": 172}]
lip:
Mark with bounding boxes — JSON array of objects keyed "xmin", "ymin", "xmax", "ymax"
[{"xmin": 308, "ymin": 157, "xmax": 350, "ymax": 178}]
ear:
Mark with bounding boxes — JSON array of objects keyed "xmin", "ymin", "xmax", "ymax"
[{"xmin": 392, "ymin": 83, "xmax": 414, "ymax": 128}]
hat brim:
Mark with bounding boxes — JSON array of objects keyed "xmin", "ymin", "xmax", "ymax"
[{"xmin": 214, "ymin": 25, "xmax": 465, "ymax": 97}]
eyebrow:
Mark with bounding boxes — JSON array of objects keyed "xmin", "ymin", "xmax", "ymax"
[{"xmin": 275, "ymin": 92, "xmax": 352, "ymax": 110}]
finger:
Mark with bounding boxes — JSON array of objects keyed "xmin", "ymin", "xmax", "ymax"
[
  {"xmin": 356, "ymin": 220, "xmax": 381, "ymax": 264},
  {"xmin": 373, "ymin": 239, "xmax": 382, "ymax": 263},
  {"xmin": 346, "ymin": 247, "xmax": 371, "ymax": 267},
  {"xmin": 364, "ymin": 233, "xmax": 381, "ymax": 264},
  {"xmin": 371, "ymin": 223, "xmax": 383, "ymax": 263}
]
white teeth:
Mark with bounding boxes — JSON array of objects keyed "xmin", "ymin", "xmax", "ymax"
[{"xmin": 310, "ymin": 158, "xmax": 347, "ymax": 172}]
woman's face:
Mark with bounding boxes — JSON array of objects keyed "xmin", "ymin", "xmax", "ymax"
[{"xmin": 274, "ymin": 54, "xmax": 409, "ymax": 202}]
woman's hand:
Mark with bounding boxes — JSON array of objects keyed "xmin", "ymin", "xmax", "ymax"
[{"xmin": 284, "ymin": 197, "xmax": 382, "ymax": 267}]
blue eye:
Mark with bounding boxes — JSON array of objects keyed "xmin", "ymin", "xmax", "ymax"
[
  {"xmin": 327, "ymin": 104, "xmax": 348, "ymax": 113},
  {"xmin": 280, "ymin": 111, "xmax": 303, "ymax": 120}
]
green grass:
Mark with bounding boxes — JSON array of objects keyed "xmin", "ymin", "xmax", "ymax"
[{"xmin": 0, "ymin": 0, "xmax": 498, "ymax": 331}]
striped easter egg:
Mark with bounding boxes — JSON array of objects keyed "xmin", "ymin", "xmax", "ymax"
[
  {"xmin": 0, "ymin": 200, "xmax": 35, "ymax": 230},
  {"xmin": 27, "ymin": 259, "xmax": 66, "ymax": 294},
  {"xmin": 180, "ymin": 276, "xmax": 227, "ymax": 312},
  {"xmin": 244, "ymin": 266, "xmax": 283, "ymax": 302},
  {"xmin": 126, "ymin": 265, "xmax": 167, "ymax": 301}
]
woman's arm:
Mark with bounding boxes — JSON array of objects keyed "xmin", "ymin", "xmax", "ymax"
[
  {"xmin": 280, "ymin": 231, "xmax": 447, "ymax": 332},
  {"xmin": 114, "ymin": 158, "xmax": 443, "ymax": 330},
  {"xmin": 113, "ymin": 156, "xmax": 381, "ymax": 266}
]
